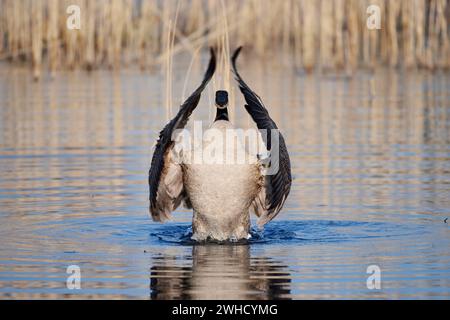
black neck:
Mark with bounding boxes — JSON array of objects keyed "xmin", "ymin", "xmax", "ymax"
[{"xmin": 214, "ymin": 107, "xmax": 229, "ymax": 121}]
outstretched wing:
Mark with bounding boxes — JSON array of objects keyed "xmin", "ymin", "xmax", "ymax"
[
  {"xmin": 149, "ymin": 48, "xmax": 216, "ymax": 221},
  {"xmin": 231, "ymin": 46, "xmax": 292, "ymax": 227}
]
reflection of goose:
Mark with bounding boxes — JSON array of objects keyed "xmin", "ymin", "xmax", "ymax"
[
  {"xmin": 150, "ymin": 245, "xmax": 291, "ymax": 300},
  {"xmin": 148, "ymin": 47, "xmax": 291, "ymax": 241}
]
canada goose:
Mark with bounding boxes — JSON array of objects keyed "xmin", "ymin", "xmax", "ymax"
[{"xmin": 148, "ymin": 47, "xmax": 291, "ymax": 241}]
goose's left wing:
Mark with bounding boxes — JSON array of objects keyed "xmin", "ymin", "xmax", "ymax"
[
  {"xmin": 231, "ymin": 47, "xmax": 292, "ymax": 227},
  {"xmin": 149, "ymin": 48, "xmax": 216, "ymax": 221}
]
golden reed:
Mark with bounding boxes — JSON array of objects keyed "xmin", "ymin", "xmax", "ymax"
[{"xmin": 0, "ymin": 0, "xmax": 448, "ymax": 79}]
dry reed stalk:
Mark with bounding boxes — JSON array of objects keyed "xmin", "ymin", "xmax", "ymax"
[
  {"xmin": 46, "ymin": 0, "xmax": 60, "ymax": 74},
  {"xmin": 414, "ymin": 0, "xmax": 426, "ymax": 67},
  {"xmin": 105, "ymin": 0, "xmax": 114, "ymax": 68},
  {"xmin": 185, "ymin": 0, "xmax": 205, "ymax": 36},
  {"xmin": 170, "ymin": 1, "xmax": 181, "ymax": 113},
  {"xmin": 361, "ymin": 0, "xmax": 370, "ymax": 68},
  {"xmin": 11, "ymin": 0, "xmax": 30, "ymax": 61},
  {"xmin": 346, "ymin": 0, "xmax": 360, "ymax": 73},
  {"xmin": 154, "ymin": 1, "xmax": 243, "ymax": 65},
  {"xmin": 206, "ymin": 0, "xmax": 218, "ymax": 48},
  {"xmin": 292, "ymin": 0, "xmax": 303, "ymax": 69},
  {"xmin": 368, "ymin": 0, "xmax": 382, "ymax": 69},
  {"xmin": 236, "ymin": 0, "xmax": 254, "ymax": 49},
  {"xmin": 63, "ymin": 0, "xmax": 81, "ymax": 69},
  {"xmin": 82, "ymin": 0, "xmax": 95, "ymax": 70},
  {"xmin": 320, "ymin": 0, "xmax": 334, "ymax": 71},
  {"xmin": 333, "ymin": 0, "xmax": 345, "ymax": 69},
  {"xmin": 387, "ymin": 0, "xmax": 400, "ymax": 67},
  {"xmin": 138, "ymin": 0, "xmax": 158, "ymax": 69},
  {"xmin": 427, "ymin": 0, "xmax": 438, "ymax": 70},
  {"xmin": 181, "ymin": 46, "xmax": 201, "ymax": 102},
  {"xmin": 401, "ymin": 0, "xmax": 415, "ymax": 69},
  {"xmin": 122, "ymin": 0, "xmax": 133, "ymax": 66},
  {"xmin": 165, "ymin": 20, "xmax": 173, "ymax": 121},
  {"xmin": 160, "ymin": 0, "xmax": 171, "ymax": 59},
  {"xmin": 0, "ymin": 1, "xmax": 4, "ymax": 54},
  {"xmin": 435, "ymin": 0, "xmax": 449, "ymax": 69},
  {"xmin": 110, "ymin": 0, "xmax": 125, "ymax": 69},
  {"xmin": 282, "ymin": 0, "xmax": 292, "ymax": 60},
  {"xmin": 149, "ymin": 4, "xmax": 196, "ymax": 57},
  {"xmin": 163, "ymin": 0, "xmax": 180, "ymax": 120},
  {"xmin": 31, "ymin": 0, "xmax": 43, "ymax": 80},
  {"xmin": 0, "ymin": 0, "xmax": 448, "ymax": 74},
  {"xmin": 94, "ymin": 1, "xmax": 106, "ymax": 66},
  {"xmin": 301, "ymin": 0, "xmax": 317, "ymax": 72},
  {"xmin": 8, "ymin": 0, "xmax": 18, "ymax": 60}
]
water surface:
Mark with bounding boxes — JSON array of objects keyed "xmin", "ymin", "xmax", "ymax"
[{"xmin": 0, "ymin": 56, "xmax": 449, "ymax": 299}]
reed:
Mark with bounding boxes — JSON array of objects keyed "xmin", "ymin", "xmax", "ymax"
[
  {"xmin": 0, "ymin": 0, "xmax": 448, "ymax": 79},
  {"xmin": 31, "ymin": 0, "xmax": 43, "ymax": 80}
]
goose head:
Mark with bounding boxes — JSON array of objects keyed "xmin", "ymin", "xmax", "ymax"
[{"xmin": 214, "ymin": 90, "xmax": 229, "ymax": 121}]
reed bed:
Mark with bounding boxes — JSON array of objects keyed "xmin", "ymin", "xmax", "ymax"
[{"xmin": 0, "ymin": 0, "xmax": 448, "ymax": 79}]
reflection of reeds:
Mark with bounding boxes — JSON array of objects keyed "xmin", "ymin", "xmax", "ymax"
[{"xmin": 0, "ymin": 0, "xmax": 448, "ymax": 79}]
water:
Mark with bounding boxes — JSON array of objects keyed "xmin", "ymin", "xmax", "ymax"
[{"xmin": 0, "ymin": 56, "xmax": 449, "ymax": 299}]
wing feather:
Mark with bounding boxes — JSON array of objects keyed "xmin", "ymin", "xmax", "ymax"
[
  {"xmin": 149, "ymin": 48, "xmax": 216, "ymax": 221},
  {"xmin": 231, "ymin": 47, "xmax": 292, "ymax": 227}
]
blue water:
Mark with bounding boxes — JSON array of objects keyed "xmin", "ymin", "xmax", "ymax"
[{"xmin": 0, "ymin": 60, "xmax": 449, "ymax": 299}]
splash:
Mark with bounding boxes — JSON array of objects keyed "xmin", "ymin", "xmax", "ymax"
[{"xmin": 149, "ymin": 220, "xmax": 418, "ymax": 246}]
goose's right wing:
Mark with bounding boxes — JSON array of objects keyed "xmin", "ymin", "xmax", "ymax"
[
  {"xmin": 148, "ymin": 48, "xmax": 216, "ymax": 221},
  {"xmin": 231, "ymin": 47, "xmax": 292, "ymax": 227}
]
